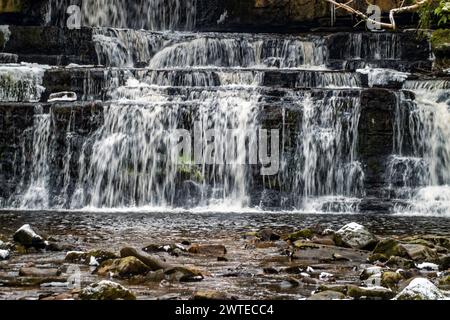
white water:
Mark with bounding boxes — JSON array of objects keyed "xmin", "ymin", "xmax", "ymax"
[
  {"xmin": 0, "ymin": 64, "xmax": 48, "ymax": 102},
  {"xmin": 17, "ymin": 106, "xmax": 51, "ymax": 209},
  {"xmin": 392, "ymin": 80, "xmax": 450, "ymax": 215}
]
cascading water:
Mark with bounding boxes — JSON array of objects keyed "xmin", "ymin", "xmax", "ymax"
[
  {"xmin": 51, "ymin": 0, "xmax": 197, "ymax": 30},
  {"xmin": 284, "ymin": 91, "xmax": 364, "ymax": 212},
  {"xmin": 2, "ymin": 2, "xmax": 443, "ymax": 215},
  {"xmin": 16, "ymin": 106, "xmax": 52, "ymax": 209},
  {"xmin": 389, "ymin": 80, "xmax": 450, "ymax": 215}
]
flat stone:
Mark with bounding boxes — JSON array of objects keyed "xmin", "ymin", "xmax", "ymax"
[{"xmin": 307, "ymin": 291, "xmax": 346, "ymax": 300}]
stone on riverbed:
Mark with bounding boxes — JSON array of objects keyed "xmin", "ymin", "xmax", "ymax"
[
  {"xmin": 192, "ymin": 290, "xmax": 232, "ymax": 300},
  {"xmin": 65, "ymin": 250, "xmax": 118, "ymax": 264},
  {"xmin": 19, "ymin": 267, "xmax": 61, "ymax": 277},
  {"xmin": 394, "ymin": 278, "xmax": 446, "ymax": 300},
  {"xmin": 287, "ymin": 229, "xmax": 314, "ymax": 241},
  {"xmin": 347, "ymin": 285, "xmax": 396, "ymax": 300},
  {"xmin": 188, "ymin": 244, "xmax": 227, "ymax": 256},
  {"xmin": 13, "ymin": 224, "xmax": 46, "ymax": 249},
  {"xmin": 120, "ymin": 247, "xmax": 169, "ymax": 270},
  {"xmin": 439, "ymin": 255, "xmax": 450, "ymax": 270},
  {"xmin": 307, "ymin": 291, "xmax": 346, "ymax": 300},
  {"xmin": 381, "ymin": 271, "xmax": 403, "ymax": 290},
  {"xmin": 256, "ymin": 229, "xmax": 281, "ymax": 241},
  {"xmin": 164, "ymin": 266, "xmax": 204, "ymax": 282},
  {"xmin": 335, "ymin": 223, "xmax": 378, "ymax": 250},
  {"xmin": 0, "ymin": 249, "xmax": 10, "ymax": 260},
  {"xmin": 96, "ymin": 257, "xmax": 151, "ymax": 278},
  {"xmin": 79, "ymin": 280, "xmax": 136, "ymax": 300},
  {"xmin": 372, "ymin": 239, "xmax": 438, "ymax": 262}
]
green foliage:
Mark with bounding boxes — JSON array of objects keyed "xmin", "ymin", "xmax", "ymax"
[
  {"xmin": 418, "ymin": 0, "xmax": 450, "ymax": 29},
  {"xmin": 434, "ymin": 0, "xmax": 450, "ymax": 25}
]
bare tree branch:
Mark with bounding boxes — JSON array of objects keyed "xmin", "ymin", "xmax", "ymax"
[{"xmin": 324, "ymin": 0, "xmax": 432, "ymax": 30}]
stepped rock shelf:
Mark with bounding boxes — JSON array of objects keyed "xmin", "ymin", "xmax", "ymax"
[{"xmin": 0, "ymin": 25, "xmax": 448, "ymax": 214}]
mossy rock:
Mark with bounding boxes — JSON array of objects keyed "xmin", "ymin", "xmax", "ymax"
[
  {"xmin": 79, "ymin": 280, "xmax": 136, "ymax": 300},
  {"xmin": 293, "ymin": 240, "xmax": 319, "ymax": 250},
  {"xmin": 0, "ymin": 0, "xmax": 23, "ymax": 13},
  {"xmin": 96, "ymin": 257, "xmax": 151, "ymax": 278},
  {"xmin": 381, "ymin": 271, "xmax": 403, "ymax": 290},
  {"xmin": 164, "ymin": 266, "xmax": 204, "ymax": 282},
  {"xmin": 65, "ymin": 250, "xmax": 118, "ymax": 264},
  {"xmin": 307, "ymin": 290, "xmax": 346, "ymax": 300},
  {"xmin": 87, "ymin": 249, "xmax": 119, "ymax": 263},
  {"xmin": 439, "ymin": 275, "xmax": 450, "ymax": 286},
  {"xmin": 347, "ymin": 285, "xmax": 395, "ymax": 300},
  {"xmin": 287, "ymin": 229, "xmax": 314, "ymax": 241},
  {"xmin": 385, "ymin": 256, "xmax": 416, "ymax": 269},
  {"xmin": 431, "ymin": 29, "xmax": 450, "ymax": 53},
  {"xmin": 372, "ymin": 239, "xmax": 407, "ymax": 259}
]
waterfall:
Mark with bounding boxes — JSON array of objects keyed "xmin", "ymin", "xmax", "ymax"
[
  {"xmin": 70, "ymin": 81, "xmax": 259, "ymax": 209},
  {"xmin": 0, "ymin": 64, "xmax": 48, "ymax": 102},
  {"xmin": 281, "ymin": 90, "xmax": 364, "ymax": 212},
  {"xmin": 18, "ymin": 106, "xmax": 52, "ymax": 209},
  {"xmin": 77, "ymin": 0, "xmax": 196, "ymax": 30},
  {"xmin": 390, "ymin": 80, "xmax": 450, "ymax": 215}
]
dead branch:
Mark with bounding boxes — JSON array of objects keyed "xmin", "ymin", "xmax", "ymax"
[{"xmin": 325, "ymin": 0, "xmax": 432, "ymax": 30}]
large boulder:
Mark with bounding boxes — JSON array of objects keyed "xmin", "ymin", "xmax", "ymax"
[
  {"xmin": 79, "ymin": 280, "xmax": 136, "ymax": 300},
  {"xmin": 13, "ymin": 224, "xmax": 46, "ymax": 249},
  {"xmin": 96, "ymin": 257, "xmax": 151, "ymax": 278},
  {"xmin": 335, "ymin": 223, "xmax": 378, "ymax": 250},
  {"xmin": 371, "ymin": 239, "xmax": 437, "ymax": 262},
  {"xmin": 394, "ymin": 278, "xmax": 446, "ymax": 300}
]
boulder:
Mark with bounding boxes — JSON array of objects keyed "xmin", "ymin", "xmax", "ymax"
[
  {"xmin": 385, "ymin": 256, "xmax": 415, "ymax": 269},
  {"xmin": 347, "ymin": 285, "xmax": 396, "ymax": 300},
  {"xmin": 307, "ymin": 291, "xmax": 346, "ymax": 300},
  {"xmin": 401, "ymin": 244, "xmax": 438, "ymax": 262},
  {"xmin": 79, "ymin": 280, "xmax": 136, "ymax": 300},
  {"xmin": 381, "ymin": 271, "xmax": 403, "ymax": 289},
  {"xmin": 439, "ymin": 255, "xmax": 450, "ymax": 271},
  {"xmin": 439, "ymin": 276, "xmax": 450, "ymax": 286},
  {"xmin": 394, "ymin": 278, "xmax": 446, "ymax": 300},
  {"xmin": 164, "ymin": 266, "xmax": 204, "ymax": 282},
  {"xmin": 335, "ymin": 223, "xmax": 378, "ymax": 250},
  {"xmin": 120, "ymin": 247, "xmax": 169, "ymax": 271},
  {"xmin": 372, "ymin": 239, "xmax": 438, "ymax": 262},
  {"xmin": 65, "ymin": 250, "xmax": 119, "ymax": 264},
  {"xmin": 19, "ymin": 267, "xmax": 61, "ymax": 277},
  {"xmin": 0, "ymin": 249, "xmax": 10, "ymax": 260},
  {"xmin": 96, "ymin": 257, "xmax": 151, "ymax": 278},
  {"xmin": 360, "ymin": 266, "xmax": 383, "ymax": 281},
  {"xmin": 188, "ymin": 244, "xmax": 227, "ymax": 256},
  {"xmin": 287, "ymin": 229, "xmax": 314, "ymax": 241},
  {"xmin": 193, "ymin": 290, "xmax": 231, "ymax": 300},
  {"xmin": 13, "ymin": 224, "xmax": 46, "ymax": 249},
  {"xmin": 256, "ymin": 229, "xmax": 281, "ymax": 241}
]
